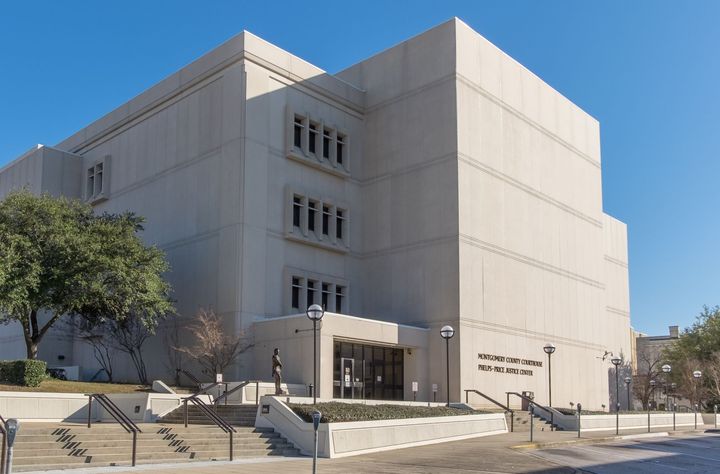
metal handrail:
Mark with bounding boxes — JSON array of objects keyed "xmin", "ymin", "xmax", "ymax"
[
  {"xmin": 464, "ymin": 389, "xmax": 515, "ymax": 432},
  {"xmin": 87, "ymin": 394, "xmax": 142, "ymax": 466},
  {"xmin": 176, "ymin": 369, "xmax": 203, "ymax": 389},
  {"xmin": 190, "ymin": 381, "xmax": 228, "ymax": 400},
  {"xmin": 0, "ymin": 414, "xmax": 7, "ymax": 474},
  {"xmin": 506, "ymin": 391, "xmax": 558, "ymax": 430},
  {"xmin": 213, "ymin": 381, "xmax": 261, "ymax": 406},
  {"xmin": 183, "ymin": 396, "xmax": 237, "ymax": 460}
]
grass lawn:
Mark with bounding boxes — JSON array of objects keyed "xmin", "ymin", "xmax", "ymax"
[
  {"xmin": 290, "ymin": 401, "xmax": 488, "ymax": 423},
  {"xmin": 0, "ymin": 379, "xmax": 151, "ymax": 393}
]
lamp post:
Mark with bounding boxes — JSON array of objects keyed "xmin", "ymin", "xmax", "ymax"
[
  {"xmin": 648, "ymin": 379, "xmax": 656, "ymax": 432},
  {"xmin": 661, "ymin": 364, "xmax": 671, "ymax": 410},
  {"xmin": 693, "ymin": 370, "xmax": 702, "ymax": 429},
  {"xmin": 624, "ymin": 376, "xmax": 632, "ymax": 411},
  {"xmin": 440, "ymin": 325, "xmax": 455, "ymax": 407},
  {"xmin": 543, "ymin": 343, "xmax": 556, "ymax": 407},
  {"xmin": 306, "ymin": 304, "xmax": 325, "ymax": 405},
  {"xmin": 611, "ymin": 356, "xmax": 622, "ymax": 435}
]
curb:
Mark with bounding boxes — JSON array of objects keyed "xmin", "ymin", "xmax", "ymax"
[{"xmin": 511, "ymin": 432, "xmax": 670, "ymax": 450}]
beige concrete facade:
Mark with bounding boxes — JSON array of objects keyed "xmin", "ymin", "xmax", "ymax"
[{"xmin": 0, "ymin": 18, "xmax": 630, "ymax": 409}]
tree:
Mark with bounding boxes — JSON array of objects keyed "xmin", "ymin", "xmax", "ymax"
[
  {"xmin": 174, "ymin": 308, "xmax": 253, "ymax": 376},
  {"xmin": 0, "ymin": 190, "xmax": 173, "ymax": 359},
  {"xmin": 109, "ymin": 313, "xmax": 155, "ymax": 385},
  {"xmin": 633, "ymin": 345, "xmax": 664, "ymax": 410}
]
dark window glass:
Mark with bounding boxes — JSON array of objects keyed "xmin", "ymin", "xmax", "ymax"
[
  {"xmin": 337, "ymin": 136, "xmax": 345, "ymax": 165},
  {"xmin": 322, "ymin": 205, "xmax": 330, "ymax": 235},
  {"xmin": 291, "ymin": 277, "xmax": 300, "ymax": 309},
  {"xmin": 309, "ymin": 124, "xmax": 317, "ymax": 154},
  {"xmin": 336, "ymin": 210, "xmax": 344, "ymax": 239},
  {"xmin": 322, "ymin": 283, "xmax": 330, "ymax": 309},
  {"xmin": 307, "ymin": 280, "xmax": 316, "ymax": 305},
  {"xmin": 323, "ymin": 135, "xmax": 331, "ymax": 158},
  {"xmin": 335, "ymin": 286, "xmax": 344, "ymax": 312},
  {"xmin": 293, "ymin": 118, "xmax": 302, "ymax": 148},
  {"xmin": 292, "ymin": 196, "xmax": 302, "ymax": 227},
  {"xmin": 308, "ymin": 202, "xmax": 316, "ymax": 231}
]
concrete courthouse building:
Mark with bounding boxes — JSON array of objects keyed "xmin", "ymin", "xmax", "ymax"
[{"xmin": 0, "ymin": 19, "xmax": 632, "ymax": 409}]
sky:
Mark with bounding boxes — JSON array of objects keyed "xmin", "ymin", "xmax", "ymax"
[{"xmin": 1, "ymin": 1, "xmax": 718, "ymax": 336}]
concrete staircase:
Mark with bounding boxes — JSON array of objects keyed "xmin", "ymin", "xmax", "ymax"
[
  {"xmin": 160, "ymin": 404, "xmax": 259, "ymax": 426},
  {"xmin": 506, "ymin": 411, "xmax": 562, "ymax": 432},
  {"xmin": 9, "ymin": 422, "xmax": 299, "ymax": 472}
]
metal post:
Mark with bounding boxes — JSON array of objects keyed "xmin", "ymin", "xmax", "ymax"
[
  {"xmin": 577, "ymin": 403, "xmax": 582, "ymax": 439},
  {"xmin": 510, "ymin": 411, "xmax": 514, "ymax": 433},
  {"xmin": 529, "ymin": 405, "xmax": 534, "ymax": 443},
  {"xmin": 547, "ymin": 352, "xmax": 552, "ymax": 407},
  {"xmin": 647, "ymin": 405, "xmax": 651, "ymax": 433},
  {"xmin": 694, "ymin": 404, "xmax": 698, "ymax": 430},
  {"xmin": 87, "ymin": 396, "xmax": 93, "ymax": 428},
  {"xmin": 446, "ymin": 337, "xmax": 450, "ymax": 407},
  {"xmin": 626, "ymin": 382, "xmax": 631, "ymax": 411},
  {"xmin": 715, "ymin": 405, "xmax": 718, "ymax": 429},
  {"xmin": 673, "ymin": 403, "xmax": 676, "ymax": 431},
  {"xmin": 184, "ymin": 399, "xmax": 189, "ymax": 428},
  {"xmin": 615, "ymin": 368, "xmax": 620, "ymax": 435},
  {"xmin": 312, "ymin": 411, "xmax": 321, "ymax": 474},
  {"xmin": 256, "ymin": 381, "xmax": 260, "ymax": 405},
  {"xmin": 229, "ymin": 430, "xmax": 233, "ymax": 461},
  {"xmin": 131, "ymin": 431, "xmax": 137, "ymax": 467},
  {"xmin": 1, "ymin": 428, "xmax": 6, "ymax": 474},
  {"xmin": 313, "ymin": 319, "xmax": 318, "ymax": 405}
]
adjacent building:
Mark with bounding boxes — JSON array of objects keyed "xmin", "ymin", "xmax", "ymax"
[{"xmin": 0, "ymin": 18, "xmax": 632, "ymax": 409}]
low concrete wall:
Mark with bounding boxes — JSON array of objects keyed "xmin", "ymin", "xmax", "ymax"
[
  {"xmin": 554, "ymin": 412, "xmax": 699, "ymax": 432},
  {"xmin": 701, "ymin": 413, "xmax": 719, "ymax": 427},
  {"xmin": 255, "ymin": 396, "xmax": 507, "ymax": 458},
  {"xmin": 0, "ymin": 392, "xmax": 184, "ymax": 422}
]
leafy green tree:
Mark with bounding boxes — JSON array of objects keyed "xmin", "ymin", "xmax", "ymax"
[{"xmin": 0, "ymin": 190, "xmax": 173, "ymax": 360}]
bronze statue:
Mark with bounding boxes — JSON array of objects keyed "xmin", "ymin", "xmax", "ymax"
[{"xmin": 272, "ymin": 348, "xmax": 283, "ymax": 395}]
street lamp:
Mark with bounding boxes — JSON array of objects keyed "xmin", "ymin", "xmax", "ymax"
[
  {"xmin": 306, "ymin": 304, "xmax": 325, "ymax": 405},
  {"xmin": 624, "ymin": 376, "xmax": 632, "ymax": 411},
  {"xmin": 648, "ymin": 379, "xmax": 656, "ymax": 433},
  {"xmin": 611, "ymin": 356, "xmax": 622, "ymax": 435},
  {"xmin": 440, "ymin": 325, "xmax": 455, "ymax": 407},
  {"xmin": 543, "ymin": 343, "xmax": 556, "ymax": 407},
  {"xmin": 661, "ymin": 364, "xmax": 671, "ymax": 410},
  {"xmin": 693, "ymin": 370, "xmax": 702, "ymax": 429}
]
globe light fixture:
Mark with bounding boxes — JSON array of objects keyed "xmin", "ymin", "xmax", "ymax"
[
  {"xmin": 306, "ymin": 304, "xmax": 325, "ymax": 404},
  {"xmin": 543, "ymin": 343, "xmax": 556, "ymax": 407}
]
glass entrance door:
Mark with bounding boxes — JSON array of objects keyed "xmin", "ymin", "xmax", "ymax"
[{"xmin": 333, "ymin": 341, "xmax": 404, "ymax": 400}]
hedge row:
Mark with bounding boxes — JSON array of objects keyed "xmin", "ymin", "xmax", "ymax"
[
  {"xmin": 0, "ymin": 360, "xmax": 47, "ymax": 387},
  {"xmin": 290, "ymin": 401, "xmax": 483, "ymax": 423}
]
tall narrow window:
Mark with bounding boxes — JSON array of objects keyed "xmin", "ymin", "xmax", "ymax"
[
  {"xmin": 308, "ymin": 123, "xmax": 318, "ymax": 154},
  {"xmin": 307, "ymin": 280, "xmax": 317, "ymax": 305},
  {"xmin": 322, "ymin": 205, "xmax": 331, "ymax": 235},
  {"xmin": 336, "ymin": 133, "xmax": 345, "ymax": 165},
  {"xmin": 86, "ymin": 168, "xmax": 95, "ymax": 198},
  {"xmin": 291, "ymin": 277, "xmax": 302, "ymax": 309},
  {"xmin": 335, "ymin": 286, "xmax": 344, "ymax": 313},
  {"xmin": 308, "ymin": 200, "xmax": 317, "ymax": 232},
  {"xmin": 322, "ymin": 127, "xmax": 332, "ymax": 159},
  {"xmin": 336, "ymin": 209, "xmax": 345, "ymax": 240},
  {"xmin": 293, "ymin": 116, "xmax": 303, "ymax": 149},
  {"xmin": 292, "ymin": 196, "xmax": 303, "ymax": 228},
  {"xmin": 95, "ymin": 163, "xmax": 103, "ymax": 194},
  {"xmin": 322, "ymin": 283, "xmax": 331, "ymax": 310}
]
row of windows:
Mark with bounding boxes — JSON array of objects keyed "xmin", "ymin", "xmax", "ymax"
[
  {"xmin": 291, "ymin": 275, "xmax": 346, "ymax": 313},
  {"xmin": 287, "ymin": 189, "xmax": 349, "ymax": 251},
  {"xmin": 288, "ymin": 111, "xmax": 349, "ymax": 175}
]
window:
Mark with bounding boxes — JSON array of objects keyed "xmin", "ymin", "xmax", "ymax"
[
  {"xmin": 308, "ymin": 200, "xmax": 317, "ymax": 232},
  {"xmin": 86, "ymin": 159, "xmax": 109, "ymax": 203},
  {"xmin": 293, "ymin": 116, "xmax": 304, "ymax": 149},
  {"xmin": 291, "ymin": 277, "xmax": 302, "ymax": 309},
  {"xmin": 292, "ymin": 196, "xmax": 303, "ymax": 228},
  {"xmin": 308, "ymin": 123, "xmax": 318, "ymax": 155},
  {"xmin": 335, "ymin": 285, "xmax": 345, "ymax": 313},
  {"xmin": 336, "ymin": 209, "xmax": 345, "ymax": 240},
  {"xmin": 322, "ymin": 127, "xmax": 332, "ymax": 159},
  {"xmin": 307, "ymin": 280, "xmax": 317, "ymax": 305},
  {"xmin": 288, "ymin": 270, "xmax": 348, "ymax": 314},
  {"xmin": 322, "ymin": 283, "xmax": 331, "ymax": 309},
  {"xmin": 322, "ymin": 205, "xmax": 331, "ymax": 235},
  {"xmin": 336, "ymin": 133, "xmax": 345, "ymax": 165}
]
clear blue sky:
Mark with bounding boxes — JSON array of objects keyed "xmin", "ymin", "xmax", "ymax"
[{"xmin": 1, "ymin": 1, "xmax": 718, "ymax": 336}]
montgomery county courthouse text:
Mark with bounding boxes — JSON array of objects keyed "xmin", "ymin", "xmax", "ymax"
[{"xmin": 0, "ymin": 18, "xmax": 632, "ymax": 409}]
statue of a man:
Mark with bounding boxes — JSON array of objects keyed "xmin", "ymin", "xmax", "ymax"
[{"xmin": 272, "ymin": 348, "xmax": 283, "ymax": 395}]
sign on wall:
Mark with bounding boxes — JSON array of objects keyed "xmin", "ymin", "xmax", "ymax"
[{"xmin": 477, "ymin": 353, "xmax": 543, "ymax": 376}]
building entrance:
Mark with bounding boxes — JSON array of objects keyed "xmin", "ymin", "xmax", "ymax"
[{"xmin": 333, "ymin": 340, "xmax": 404, "ymax": 400}]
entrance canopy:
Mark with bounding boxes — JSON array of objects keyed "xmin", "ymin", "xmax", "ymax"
[{"xmin": 252, "ymin": 312, "xmax": 429, "ymax": 402}]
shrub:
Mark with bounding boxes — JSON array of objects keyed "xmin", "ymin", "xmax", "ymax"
[
  {"xmin": 0, "ymin": 359, "xmax": 47, "ymax": 387},
  {"xmin": 289, "ymin": 401, "xmax": 484, "ymax": 423}
]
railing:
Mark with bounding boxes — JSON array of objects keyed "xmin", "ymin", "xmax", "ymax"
[
  {"xmin": 213, "ymin": 381, "xmax": 260, "ymax": 406},
  {"xmin": 86, "ymin": 394, "xmax": 142, "ymax": 466},
  {"xmin": 506, "ymin": 391, "xmax": 558, "ymax": 431},
  {"xmin": 183, "ymin": 395, "xmax": 237, "ymax": 460},
  {"xmin": 176, "ymin": 369, "xmax": 203, "ymax": 390},
  {"xmin": 464, "ymin": 389, "xmax": 515, "ymax": 432},
  {"xmin": 0, "ymin": 414, "xmax": 7, "ymax": 474},
  {"xmin": 190, "ymin": 381, "xmax": 228, "ymax": 400}
]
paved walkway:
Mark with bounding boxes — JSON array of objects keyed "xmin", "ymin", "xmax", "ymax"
[{"xmin": 22, "ymin": 426, "xmax": 717, "ymax": 473}]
